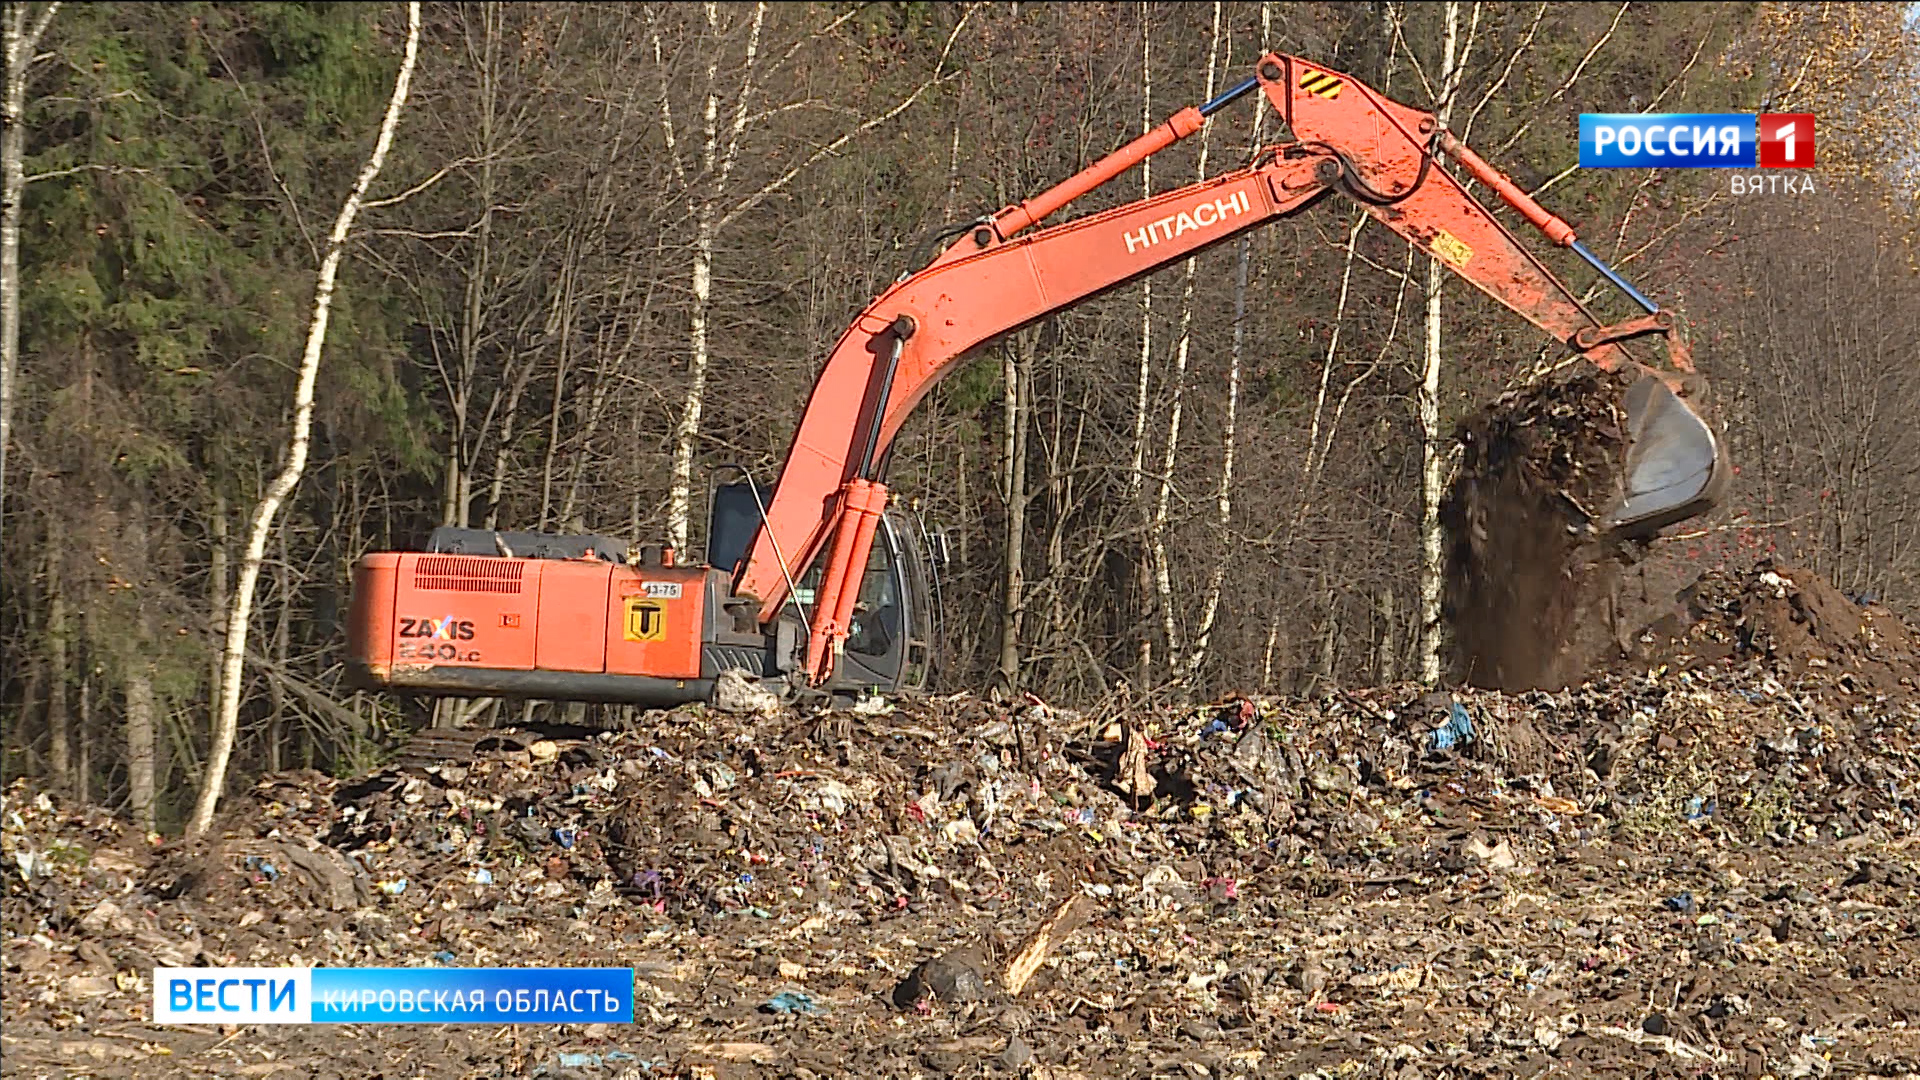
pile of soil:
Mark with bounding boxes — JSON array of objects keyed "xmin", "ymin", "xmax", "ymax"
[
  {"xmin": 1620, "ymin": 559, "xmax": 1920, "ymax": 690},
  {"xmin": 1442, "ymin": 366, "xmax": 1633, "ymax": 690}
]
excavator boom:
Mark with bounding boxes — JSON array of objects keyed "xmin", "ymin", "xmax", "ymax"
[
  {"xmin": 736, "ymin": 54, "xmax": 1728, "ymax": 678},
  {"xmin": 346, "ymin": 51, "xmax": 1727, "ymax": 706}
]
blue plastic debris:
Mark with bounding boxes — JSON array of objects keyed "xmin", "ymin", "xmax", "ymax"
[
  {"xmin": 1665, "ymin": 892, "xmax": 1697, "ymax": 914},
  {"xmin": 1430, "ymin": 703, "xmax": 1475, "ymax": 751},
  {"xmin": 761, "ymin": 989, "xmax": 828, "ymax": 1016},
  {"xmin": 434, "ymin": 950, "xmax": 456, "ymax": 964},
  {"xmin": 244, "ymin": 856, "xmax": 279, "ymax": 882},
  {"xmin": 552, "ymin": 1051, "xmax": 640, "ymax": 1071},
  {"xmin": 553, "ymin": 828, "xmax": 577, "ymax": 849}
]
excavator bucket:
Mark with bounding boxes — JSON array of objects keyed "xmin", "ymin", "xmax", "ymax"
[{"xmin": 1607, "ymin": 375, "xmax": 1729, "ymax": 538}]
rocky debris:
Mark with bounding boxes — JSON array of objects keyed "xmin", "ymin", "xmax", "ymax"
[
  {"xmin": 6, "ymin": 561, "xmax": 1920, "ymax": 1078},
  {"xmin": 712, "ymin": 667, "xmax": 784, "ymax": 716},
  {"xmin": 892, "ymin": 948, "xmax": 992, "ymax": 1009}
]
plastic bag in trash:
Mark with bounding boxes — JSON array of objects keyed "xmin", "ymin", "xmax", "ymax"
[{"xmin": 1430, "ymin": 703, "xmax": 1475, "ymax": 751}]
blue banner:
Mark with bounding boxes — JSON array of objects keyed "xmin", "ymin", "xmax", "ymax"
[
  {"xmin": 1579, "ymin": 114, "xmax": 1755, "ymax": 168},
  {"xmin": 154, "ymin": 967, "xmax": 634, "ymax": 1024}
]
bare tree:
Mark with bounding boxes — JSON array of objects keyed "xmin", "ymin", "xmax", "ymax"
[
  {"xmin": 190, "ymin": 1, "xmax": 422, "ymax": 837},
  {"xmin": 0, "ymin": 1, "xmax": 58, "ymax": 555},
  {"xmin": 45, "ymin": 566, "xmax": 69, "ymax": 790},
  {"xmin": 1416, "ymin": 1, "xmax": 1468, "ymax": 685},
  {"xmin": 1126, "ymin": 0, "xmax": 1156, "ymax": 684},
  {"xmin": 997, "ymin": 334, "xmax": 1032, "ymax": 688},
  {"xmin": 1186, "ymin": 0, "xmax": 1270, "ymax": 680},
  {"xmin": 1126, "ymin": 0, "xmax": 1155, "ymax": 511},
  {"xmin": 1146, "ymin": 0, "xmax": 1225, "ymax": 677},
  {"xmin": 124, "ymin": 659, "xmax": 155, "ymax": 834},
  {"xmin": 660, "ymin": 4, "xmax": 974, "ymax": 552}
]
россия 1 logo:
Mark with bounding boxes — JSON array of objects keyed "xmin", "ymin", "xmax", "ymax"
[{"xmin": 1580, "ymin": 113, "xmax": 1815, "ymax": 169}]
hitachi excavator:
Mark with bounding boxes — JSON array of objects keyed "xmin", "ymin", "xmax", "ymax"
[{"xmin": 346, "ymin": 53, "xmax": 1729, "ymax": 707}]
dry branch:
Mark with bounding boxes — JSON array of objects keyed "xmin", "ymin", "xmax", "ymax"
[{"xmin": 1003, "ymin": 894, "xmax": 1092, "ymax": 997}]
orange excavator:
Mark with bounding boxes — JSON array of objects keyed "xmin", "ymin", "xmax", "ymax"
[{"xmin": 347, "ymin": 53, "xmax": 1728, "ymax": 707}]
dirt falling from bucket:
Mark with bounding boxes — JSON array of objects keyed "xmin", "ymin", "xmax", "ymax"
[{"xmin": 1441, "ymin": 368, "xmax": 1631, "ymax": 690}]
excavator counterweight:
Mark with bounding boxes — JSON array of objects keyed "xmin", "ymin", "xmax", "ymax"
[{"xmin": 346, "ymin": 51, "xmax": 1729, "ymax": 708}]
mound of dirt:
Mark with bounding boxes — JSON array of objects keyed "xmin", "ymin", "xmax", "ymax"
[
  {"xmin": 1442, "ymin": 366, "xmax": 1632, "ymax": 690},
  {"xmin": 1620, "ymin": 559, "xmax": 1920, "ymax": 690}
]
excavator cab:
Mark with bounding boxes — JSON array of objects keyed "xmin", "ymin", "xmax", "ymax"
[
  {"xmin": 824, "ymin": 510, "xmax": 939, "ymax": 696},
  {"xmin": 707, "ymin": 481, "xmax": 940, "ymax": 697}
]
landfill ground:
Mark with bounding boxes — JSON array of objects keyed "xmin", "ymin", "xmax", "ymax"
[{"xmin": 6, "ymin": 560, "xmax": 1920, "ymax": 1080}]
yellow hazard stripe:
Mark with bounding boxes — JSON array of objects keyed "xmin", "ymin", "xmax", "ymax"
[{"xmin": 1298, "ymin": 71, "xmax": 1343, "ymax": 98}]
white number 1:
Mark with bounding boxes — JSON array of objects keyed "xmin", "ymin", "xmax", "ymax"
[{"xmin": 1777, "ymin": 120, "xmax": 1797, "ymax": 162}]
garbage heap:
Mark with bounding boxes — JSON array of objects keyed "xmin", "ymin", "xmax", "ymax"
[{"xmin": 6, "ymin": 562, "xmax": 1920, "ymax": 1080}]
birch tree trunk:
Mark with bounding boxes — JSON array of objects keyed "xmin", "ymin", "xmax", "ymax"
[
  {"xmin": 190, "ymin": 1, "xmax": 421, "ymax": 837},
  {"xmin": 1417, "ymin": 2, "xmax": 1465, "ymax": 685},
  {"xmin": 1185, "ymin": 0, "xmax": 1268, "ymax": 680},
  {"xmin": 1, "ymin": 2, "xmax": 58, "ymax": 557},
  {"xmin": 124, "ymin": 661, "xmax": 155, "ymax": 834},
  {"xmin": 667, "ymin": 199, "xmax": 717, "ymax": 552},
  {"xmin": 666, "ymin": 2, "xmax": 764, "ymax": 553},
  {"xmin": 1147, "ymin": 0, "xmax": 1224, "ymax": 675}
]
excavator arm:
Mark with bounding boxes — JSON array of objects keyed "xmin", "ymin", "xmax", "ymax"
[{"xmin": 736, "ymin": 53, "xmax": 1728, "ymax": 684}]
